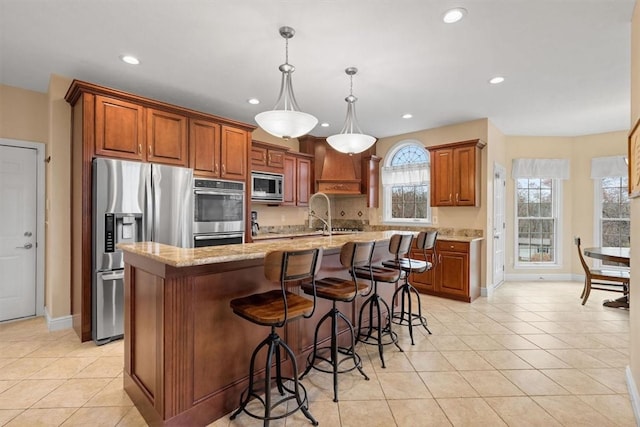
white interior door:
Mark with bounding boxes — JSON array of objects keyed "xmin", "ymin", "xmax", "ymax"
[
  {"xmin": 493, "ymin": 163, "xmax": 506, "ymax": 287},
  {"xmin": 0, "ymin": 145, "xmax": 37, "ymax": 321}
]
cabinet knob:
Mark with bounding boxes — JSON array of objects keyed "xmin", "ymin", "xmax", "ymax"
[
  {"xmin": 138, "ymin": 144, "xmax": 142, "ymax": 154},
  {"xmin": 456, "ymin": 193, "xmax": 459, "ymax": 202},
  {"xmin": 148, "ymin": 146, "xmax": 152, "ymax": 156},
  {"xmin": 214, "ymin": 164, "xmax": 218, "ymax": 174},
  {"xmin": 222, "ymin": 164, "xmax": 226, "ymax": 175},
  {"xmin": 449, "ymin": 193, "xmax": 452, "ymax": 201}
]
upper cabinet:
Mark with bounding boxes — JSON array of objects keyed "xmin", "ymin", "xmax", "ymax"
[
  {"xmin": 147, "ymin": 108, "xmax": 188, "ymax": 166},
  {"xmin": 251, "ymin": 140, "xmax": 287, "ymax": 173},
  {"xmin": 428, "ymin": 139, "xmax": 486, "ymax": 207},
  {"xmin": 220, "ymin": 126, "xmax": 249, "ymax": 181},
  {"xmin": 95, "ymin": 95, "xmax": 145, "ymax": 161},
  {"xmin": 362, "ymin": 155, "xmax": 381, "ymax": 208},
  {"xmin": 189, "ymin": 119, "xmax": 221, "ymax": 177},
  {"xmin": 282, "ymin": 152, "xmax": 313, "ymax": 207}
]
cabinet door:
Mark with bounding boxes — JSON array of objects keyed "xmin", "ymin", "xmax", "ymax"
[
  {"xmin": 95, "ymin": 95, "xmax": 145, "ymax": 160},
  {"xmin": 268, "ymin": 150, "xmax": 285, "ymax": 169},
  {"xmin": 409, "ymin": 248, "xmax": 436, "ymax": 292},
  {"xmin": 362, "ymin": 156, "xmax": 381, "ymax": 208},
  {"xmin": 147, "ymin": 109, "xmax": 188, "ymax": 166},
  {"xmin": 296, "ymin": 157, "xmax": 311, "ymax": 207},
  {"xmin": 220, "ymin": 126, "xmax": 247, "ymax": 181},
  {"xmin": 190, "ymin": 119, "xmax": 221, "ymax": 177},
  {"xmin": 437, "ymin": 250, "xmax": 468, "ymax": 297},
  {"xmin": 282, "ymin": 156, "xmax": 296, "ymax": 206},
  {"xmin": 454, "ymin": 145, "xmax": 476, "ymax": 206},
  {"xmin": 251, "ymin": 146, "xmax": 267, "ymax": 168},
  {"xmin": 430, "ymin": 148, "xmax": 454, "ymax": 206}
]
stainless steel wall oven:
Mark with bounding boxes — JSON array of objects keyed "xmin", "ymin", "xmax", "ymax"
[{"xmin": 193, "ymin": 178, "xmax": 245, "ymax": 247}]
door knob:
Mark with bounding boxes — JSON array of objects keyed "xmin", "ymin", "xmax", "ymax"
[{"xmin": 16, "ymin": 243, "xmax": 33, "ymax": 249}]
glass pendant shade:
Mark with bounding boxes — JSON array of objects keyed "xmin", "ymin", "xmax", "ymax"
[
  {"xmin": 255, "ymin": 27, "xmax": 317, "ymax": 139},
  {"xmin": 326, "ymin": 67, "xmax": 376, "ymax": 154}
]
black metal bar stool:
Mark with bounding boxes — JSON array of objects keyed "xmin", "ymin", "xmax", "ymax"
[
  {"xmin": 299, "ymin": 241, "xmax": 374, "ymax": 402},
  {"xmin": 353, "ymin": 234, "xmax": 412, "ymax": 368},
  {"xmin": 383, "ymin": 230, "xmax": 437, "ymax": 344},
  {"xmin": 229, "ymin": 248, "xmax": 322, "ymax": 426}
]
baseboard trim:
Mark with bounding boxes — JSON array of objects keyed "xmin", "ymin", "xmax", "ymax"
[
  {"xmin": 626, "ymin": 366, "xmax": 640, "ymax": 426},
  {"xmin": 45, "ymin": 307, "xmax": 73, "ymax": 331},
  {"xmin": 504, "ymin": 273, "xmax": 577, "ymax": 282}
]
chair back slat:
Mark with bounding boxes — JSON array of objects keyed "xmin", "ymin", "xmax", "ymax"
[
  {"xmin": 389, "ymin": 234, "xmax": 413, "ymax": 260},
  {"xmin": 340, "ymin": 241, "xmax": 375, "ymax": 268},
  {"xmin": 574, "ymin": 237, "xmax": 591, "ymax": 277}
]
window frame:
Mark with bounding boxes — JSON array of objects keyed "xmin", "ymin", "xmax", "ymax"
[
  {"xmin": 592, "ymin": 176, "xmax": 630, "ymax": 269},
  {"xmin": 513, "ymin": 177, "xmax": 563, "ymax": 269},
  {"xmin": 382, "ymin": 141, "xmax": 432, "ymax": 225}
]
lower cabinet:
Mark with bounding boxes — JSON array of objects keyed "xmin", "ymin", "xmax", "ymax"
[{"xmin": 410, "ymin": 239, "xmax": 481, "ymax": 302}]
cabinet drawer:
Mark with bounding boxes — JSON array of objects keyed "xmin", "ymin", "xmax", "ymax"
[{"xmin": 437, "ymin": 240, "xmax": 469, "ymax": 252}]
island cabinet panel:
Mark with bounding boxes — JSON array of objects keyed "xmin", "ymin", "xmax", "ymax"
[
  {"xmin": 409, "ymin": 239, "xmax": 482, "ymax": 302},
  {"xmin": 428, "ymin": 139, "xmax": 485, "ymax": 207},
  {"xmin": 95, "ymin": 95, "xmax": 145, "ymax": 160},
  {"xmin": 189, "ymin": 119, "xmax": 221, "ymax": 177},
  {"xmin": 146, "ymin": 109, "xmax": 188, "ymax": 166},
  {"xmin": 220, "ymin": 125, "xmax": 248, "ymax": 181}
]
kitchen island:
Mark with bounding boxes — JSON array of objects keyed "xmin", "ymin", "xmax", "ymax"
[
  {"xmin": 119, "ymin": 231, "xmax": 401, "ymax": 426},
  {"xmin": 118, "ymin": 231, "xmax": 482, "ymax": 426}
]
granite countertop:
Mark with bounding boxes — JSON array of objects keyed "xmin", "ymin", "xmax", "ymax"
[{"xmin": 118, "ymin": 231, "xmax": 483, "ymax": 268}]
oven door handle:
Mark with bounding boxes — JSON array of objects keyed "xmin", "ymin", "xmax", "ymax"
[
  {"xmin": 194, "ymin": 189, "xmax": 235, "ymax": 196},
  {"xmin": 194, "ymin": 233, "xmax": 244, "ymax": 241}
]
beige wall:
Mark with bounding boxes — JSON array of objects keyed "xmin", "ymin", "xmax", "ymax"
[
  {"xmin": 630, "ymin": 0, "xmax": 640, "ymax": 405},
  {"xmin": 46, "ymin": 75, "xmax": 72, "ymax": 318},
  {"xmin": 0, "ymin": 84, "xmax": 48, "ymax": 142}
]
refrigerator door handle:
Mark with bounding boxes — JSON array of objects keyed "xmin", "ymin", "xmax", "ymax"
[
  {"xmin": 145, "ymin": 168, "xmax": 153, "ymax": 242},
  {"xmin": 100, "ymin": 271, "xmax": 124, "ymax": 281}
]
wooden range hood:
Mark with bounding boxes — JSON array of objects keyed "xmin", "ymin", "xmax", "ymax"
[{"xmin": 299, "ymin": 136, "xmax": 380, "ymax": 205}]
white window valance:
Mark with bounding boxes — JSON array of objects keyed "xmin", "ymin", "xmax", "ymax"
[
  {"xmin": 381, "ymin": 163, "xmax": 429, "ymax": 186},
  {"xmin": 590, "ymin": 155, "xmax": 627, "ymax": 178},
  {"xmin": 512, "ymin": 158, "xmax": 570, "ymax": 180}
]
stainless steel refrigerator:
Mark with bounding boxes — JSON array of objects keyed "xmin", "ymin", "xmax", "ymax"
[{"xmin": 92, "ymin": 158, "xmax": 193, "ymax": 344}]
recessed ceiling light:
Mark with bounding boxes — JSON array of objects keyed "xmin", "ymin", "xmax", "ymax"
[
  {"xmin": 247, "ymin": 98, "xmax": 260, "ymax": 105},
  {"xmin": 489, "ymin": 76, "xmax": 505, "ymax": 84},
  {"xmin": 120, "ymin": 55, "xmax": 140, "ymax": 65},
  {"xmin": 320, "ymin": 122, "xmax": 330, "ymax": 127},
  {"xmin": 443, "ymin": 8, "xmax": 467, "ymax": 24},
  {"xmin": 402, "ymin": 113, "xmax": 413, "ymax": 119}
]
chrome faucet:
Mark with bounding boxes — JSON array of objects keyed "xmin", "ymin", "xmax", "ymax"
[
  {"xmin": 308, "ymin": 192, "xmax": 332, "ymax": 236},
  {"xmin": 309, "ymin": 212, "xmax": 331, "ymax": 235}
]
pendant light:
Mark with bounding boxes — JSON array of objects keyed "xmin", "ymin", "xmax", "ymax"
[
  {"xmin": 326, "ymin": 67, "xmax": 376, "ymax": 154},
  {"xmin": 255, "ymin": 26, "xmax": 318, "ymax": 139}
]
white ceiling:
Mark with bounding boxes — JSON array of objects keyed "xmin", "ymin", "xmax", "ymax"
[{"xmin": 0, "ymin": 0, "xmax": 636, "ymax": 138}]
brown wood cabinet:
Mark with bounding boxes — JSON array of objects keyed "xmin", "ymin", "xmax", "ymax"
[
  {"xmin": 65, "ymin": 79, "xmax": 255, "ymax": 341},
  {"xmin": 147, "ymin": 108, "xmax": 188, "ymax": 166},
  {"xmin": 282, "ymin": 152, "xmax": 312, "ymax": 207},
  {"xmin": 362, "ymin": 155, "xmax": 381, "ymax": 208},
  {"xmin": 251, "ymin": 141, "xmax": 287, "ymax": 173},
  {"xmin": 189, "ymin": 119, "xmax": 221, "ymax": 176},
  {"xmin": 410, "ymin": 238, "xmax": 482, "ymax": 302},
  {"xmin": 428, "ymin": 139, "xmax": 486, "ymax": 207},
  {"xmin": 220, "ymin": 125, "xmax": 249, "ymax": 181},
  {"xmin": 95, "ymin": 95, "xmax": 145, "ymax": 160}
]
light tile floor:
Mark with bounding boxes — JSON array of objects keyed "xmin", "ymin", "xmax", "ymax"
[{"xmin": 0, "ymin": 281, "xmax": 635, "ymax": 426}]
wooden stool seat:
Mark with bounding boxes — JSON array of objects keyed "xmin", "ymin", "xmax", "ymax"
[
  {"xmin": 353, "ymin": 265, "xmax": 400, "ymax": 283},
  {"xmin": 231, "ymin": 290, "xmax": 314, "ymax": 325},
  {"xmin": 302, "ymin": 278, "xmax": 368, "ymax": 301},
  {"xmin": 382, "ymin": 258, "xmax": 431, "ymax": 272}
]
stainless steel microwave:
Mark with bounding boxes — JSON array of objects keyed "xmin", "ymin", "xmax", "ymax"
[{"xmin": 251, "ymin": 171, "xmax": 284, "ymax": 202}]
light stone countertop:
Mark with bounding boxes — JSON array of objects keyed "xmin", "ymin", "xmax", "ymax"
[{"xmin": 118, "ymin": 230, "xmax": 483, "ymax": 268}]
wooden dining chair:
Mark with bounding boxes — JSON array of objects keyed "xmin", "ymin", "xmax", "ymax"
[{"xmin": 574, "ymin": 237, "xmax": 629, "ymax": 305}]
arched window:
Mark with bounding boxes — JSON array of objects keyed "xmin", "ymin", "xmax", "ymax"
[{"xmin": 381, "ymin": 140, "xmax": 431, "ymax": 223}]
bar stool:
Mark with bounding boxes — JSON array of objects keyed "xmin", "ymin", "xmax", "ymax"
[
  {"xmin": 383, "ymin": 231, "xmax": 437, "ymax": 344},
  {"xmin": 353, "ymin": 234, "xmax": 412, "ymax": 368},
  {"xmin": 299, "ymin": 241, "xmax": 374, "ymax": 402},
  {"xmin": 229, "ymin": 248, "xmax": 322, "ymax": 426}
]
